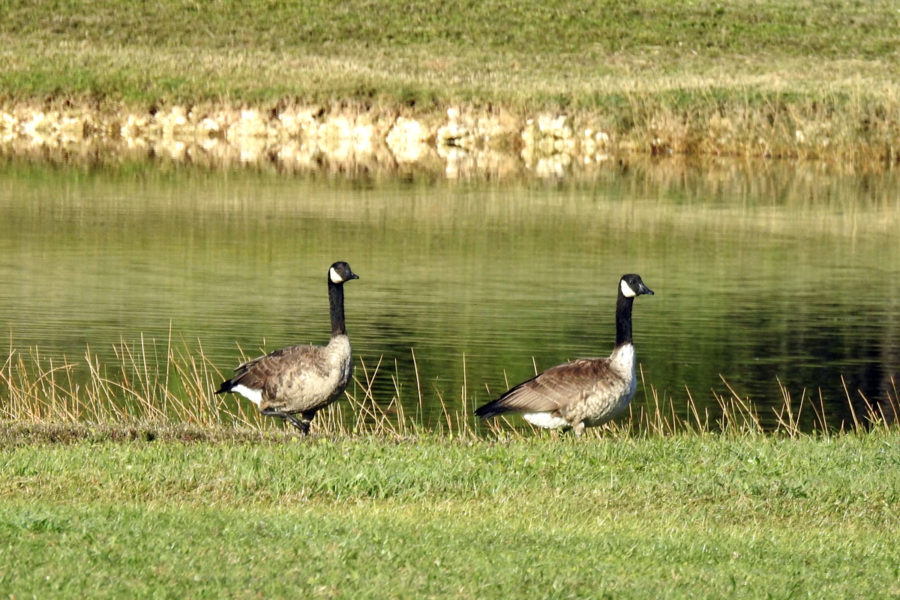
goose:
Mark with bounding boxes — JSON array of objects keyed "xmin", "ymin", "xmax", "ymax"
[
  {"xmin": 475, "ymin": 273, "xmax": 654, "ymax": 435},
  {"xmin": 215, "ymin": 261, "xmax": 359, "ymax": 434}
]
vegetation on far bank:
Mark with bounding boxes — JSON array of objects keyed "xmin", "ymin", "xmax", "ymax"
[
  {"xmin": 1, "ymin": 0, "xmax": 899, "ymax": 164},
  {"xmin": 2, "ymin": 0, "xmax": 897, "ymax": 108}
]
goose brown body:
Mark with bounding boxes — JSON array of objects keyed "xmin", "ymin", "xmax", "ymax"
[
  {"xmin": 476, "ymin": 274, "xmax": 653, "ymax": 435},
  {"xmin": 224, "ymin": 336, "xmax": 353, "ymax": 414},
  {"xmin": 216, "ymin": 261, "xmax": 358, "ymax": 434}
]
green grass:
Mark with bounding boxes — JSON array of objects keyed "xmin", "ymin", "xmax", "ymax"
[
  {"xmin": 2, "ymin": 0, "xmax": 894, "ymax": 111},
  {"xmin": 1, "ymin": 430, "xmax": 899, "ymax": 598},
  {"xmin": 1, "ymin": 0, "xmax": 897, "ymax": 106}
]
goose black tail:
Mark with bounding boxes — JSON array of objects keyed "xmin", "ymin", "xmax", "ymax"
[
  {"xmin": 215, "ymin": 379, "xmax": 236, "ymax": 395},
  {"xmin": 474, "ymin": 401, "xmax": 508, "ymax": 420}
]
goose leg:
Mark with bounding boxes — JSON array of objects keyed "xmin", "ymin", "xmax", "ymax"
[
  {"xmin": 261, "ymin": 408, "xmax": 311, "ymax": 435},
  {"xmin": 284, "ymin": 413, "xmax": 311, "ymax": 435}
]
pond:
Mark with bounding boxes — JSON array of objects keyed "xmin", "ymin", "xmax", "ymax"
[{"xmin": 1, "ymin": 157, "xmax": 898, "ymax": 430}]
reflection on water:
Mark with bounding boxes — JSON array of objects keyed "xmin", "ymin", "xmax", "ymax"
[{"xmin": 1, "ymin": 157, "xmax": 898, "ymax": 430}]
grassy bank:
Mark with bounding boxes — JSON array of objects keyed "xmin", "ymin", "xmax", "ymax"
[
  {"xmin": 2, "ymin": 0, "xmax": 897, "ymax": 108},
  {"xmin": 2, "ymin": 430, "xmax": 899, "ymax": 598},
  {"xmin": 2, "ymin": 338, "xmax": 898, "ymax": 597},
  {"xmin": 1, "ymin": 0, "xmax": 899, "ymax": 164}
]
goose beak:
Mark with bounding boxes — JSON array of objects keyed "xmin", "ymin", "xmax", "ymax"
[
  {"xmin": 350, "ymin": 273, "xmax": 360, "ymax": 280},
  {"xmin": 640, "ymin": 284, "xmax": 654, "ymax": 295}
]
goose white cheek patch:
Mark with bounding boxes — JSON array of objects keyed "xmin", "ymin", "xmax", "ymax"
[
  {"xmin": 620, "ymin": 279, "xmax": 637, "ymax": 297},
  {"xmin": 329, "ymin": 267, "xmax": 343, "ymax": 284}
]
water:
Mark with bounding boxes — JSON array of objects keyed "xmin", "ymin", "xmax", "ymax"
[{"xmin": 1, "ymin": 159, "xmax": 898, "ymax": 429}]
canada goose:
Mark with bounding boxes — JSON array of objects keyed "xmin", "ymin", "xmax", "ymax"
[
  {"xmin": 475, "ymin": 273, "xmax": 654, "ymax": 435},
  {"xmin": 215, "ymin": 261, "xmax": 359, "ymax": 434}
]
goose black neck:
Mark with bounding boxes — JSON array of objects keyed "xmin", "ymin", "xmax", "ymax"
[
  {"xmin": 328, "ymin": 280, "xmax": 347, "ymax": 336},
  {"xmin": 615, "ymin": 293, "xmax": 635, "ymax": 347}
]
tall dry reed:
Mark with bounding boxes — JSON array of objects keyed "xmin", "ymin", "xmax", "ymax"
[{"xmin": 2, "ymin": 337, "xmax": 897, "ymax": 439}]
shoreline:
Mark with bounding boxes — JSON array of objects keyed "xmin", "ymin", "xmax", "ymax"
[{"xmin": 2, "ymin": 100, "xmax": 896, "ymax": 179}]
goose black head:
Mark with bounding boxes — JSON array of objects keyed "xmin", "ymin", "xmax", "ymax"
[
  {"xmin": 329, "ymin": 261, "xmax": 359, "ymax": 285},
  {"xmin": 619, "ymin": 274, "xmax": 654, "ymax": 298}
]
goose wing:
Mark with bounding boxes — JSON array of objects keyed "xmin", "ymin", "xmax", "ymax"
[
  {"xmin": 218, "ymin": 344, "xmax": 328, "ymax": 395},
  {"xmin": 477, "ymin": 358, "xmax": 617, "ymax": 418}
]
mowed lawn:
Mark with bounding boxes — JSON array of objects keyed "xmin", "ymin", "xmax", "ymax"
[
  {"xmin": 1, "ymin": 431, "xmax": 898, "ymax": 598},
  {"xmin": 2, "ymin": 0, "xmax": 897, "ymax": 107}
]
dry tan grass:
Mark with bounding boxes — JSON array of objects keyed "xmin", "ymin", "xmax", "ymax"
[{"xmin": 2, "ymin": 337, "xmax": 897, "ymax": 439}]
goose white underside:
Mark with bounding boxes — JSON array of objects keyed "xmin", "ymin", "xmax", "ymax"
[
  {"xmin": 231, "ymin": 384, "xmax": 262, "ymax": 406},
  {"xmin": 523, "ymin": 412, "xmax": 570, "ymax": 430}
]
